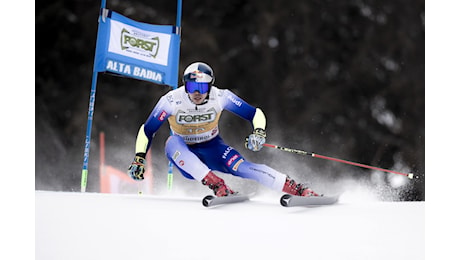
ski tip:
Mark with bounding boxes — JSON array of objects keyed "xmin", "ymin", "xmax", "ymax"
[
  {"xmin": 280, "ymin": 194, "xmax": 291, "ymax": 207},
  {"xmin": 202, "ymin": 195, "xmax": 214, "ymax": 207}
]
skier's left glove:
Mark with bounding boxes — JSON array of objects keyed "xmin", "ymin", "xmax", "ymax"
[
  {"xmin": 245, "ymin": 128, "xmax": 266, "ymax": 152},
  {"xmin": 128, "ymin": 153, "xmax": 146, "ymax": 181}
]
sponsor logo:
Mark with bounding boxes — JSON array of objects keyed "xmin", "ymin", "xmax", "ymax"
[
  {"xmin": 176, "ymin": 110, "xmax": 216, "ymax": 124},
  {"xmin": 222, "ymin": 147, "xmax": 233, "ymax": 159},
  {"xmin": 182, "ymin": 135, "xmax": 212, "ymax": 143},
  {"xmin": 227, "ymin": 154, "xmax": 239, "ymax": 166},
  {"xmin": 108, "ymin": 20, "xmax": 171, "ymax": 66},
  {"xmin": 172, "ymin": 151, "xmax": 181, "ymax": 160},
  {"xmin": 189, "ymin": 70, "xmax": 212, "ymax": 83},
  {"xmin": 121, "ymin": 28, "xmax": 160, "ymax": 58},
  {"xmin": 159, "ymin": 111, "xmax": 167, "ymax": 121},
  {"xmin": 179, "ymin": 160, "xmax": 185, "ymax": 166},
  {"xmin": 186, "ymin": 127, "xmax": 205, "ymax": 134},
  {"xmin": 232, "ymin": 159, "xmax": 244, "ymax": 171},
  {"xmin": 190, "ymin": 70, "xmax": 204, "ymax": 79},
  {"xmin": 227, "ymin": 95, "xmax": 242, "ymax": 107},
  {"xmin": 249, "ymin": 167, "xmax": 275, "ymax": 179}
]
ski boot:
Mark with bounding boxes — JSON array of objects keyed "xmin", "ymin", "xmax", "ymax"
[
  {"xmin": 202, "ymin": 171, "xmax": 235, "ymax": 197},
  {"xmin": 282, "ymin": 175, "xmax": 320, "ymax": 197}
]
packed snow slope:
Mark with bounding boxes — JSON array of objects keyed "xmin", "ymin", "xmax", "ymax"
[{"xmin": 36, "ymin": 190, "xmax": 424, "ymax": 260}]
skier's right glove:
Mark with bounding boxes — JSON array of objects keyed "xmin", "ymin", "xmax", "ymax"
[{"xmin": 128, "ymin": 153, "xmax": 146, "ymax": 181}]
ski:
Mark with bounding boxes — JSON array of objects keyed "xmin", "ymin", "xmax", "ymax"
[
  {"xmin": 202, "ymin": 193, "xmax": 251, "ymax": 207},
  {"xmin": 280, "ymin": 194, "xmax": 339, "ymax": 207}
]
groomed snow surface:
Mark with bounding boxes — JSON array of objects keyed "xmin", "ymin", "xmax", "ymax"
[{"xmin": 36, "ymin": 188, "xmax": 424, "ymax": 260}]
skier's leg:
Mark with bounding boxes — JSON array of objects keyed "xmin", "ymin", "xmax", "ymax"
[
  {"xmin": 165, "ymin": 135, "xmax": 210, "ymax": 181},
  {"xmin": 234, "ymin": 160, "xmax": 319, "ymax": 196},
  {"xmin": 216, "ymin": 145, "xmax": 319, "ymax": 196},
  {"xmin": 200, "ymin": 138, "xmax": 286, "ymax": 192},
  {"xmin": 230, "ymin": 160, "xmax": 287, "ymax": 191},
  {"xmin": 165, "ymin": 135, "xmax": 234, "ymax": 196}
]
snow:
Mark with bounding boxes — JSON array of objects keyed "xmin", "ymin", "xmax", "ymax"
[{"xmin": 36, "ymin": 190, "xmax": 425, "ymax": 260}]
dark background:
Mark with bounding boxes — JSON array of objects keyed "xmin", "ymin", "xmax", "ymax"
[{"xmin": 36, "ymin": 0, "xmax": 425, "ymax": 200}]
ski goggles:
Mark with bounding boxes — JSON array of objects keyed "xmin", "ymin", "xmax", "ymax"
[{"xmin": 185, "ymin": 81, "xmax": 210, "ymax": 94}]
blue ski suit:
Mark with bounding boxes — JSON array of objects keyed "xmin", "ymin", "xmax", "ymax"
[{"xmin": 134, "ymin": 86, "xmax": 287, "ymax": 191}]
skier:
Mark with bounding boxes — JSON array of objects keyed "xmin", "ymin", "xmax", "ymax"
[{"xmin": 127, "ymin": 61, "xmax": 319, "ymax": 197}]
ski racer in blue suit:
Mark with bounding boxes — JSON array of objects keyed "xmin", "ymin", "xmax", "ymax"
[{"xmin": 128, "ymin": 62, "xmax": 319, "ymax": 197}]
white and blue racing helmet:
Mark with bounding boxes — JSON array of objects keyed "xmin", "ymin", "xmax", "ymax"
[{"xmin": 183, "ymin": 62, "xmax": 214, "ymax": 94}]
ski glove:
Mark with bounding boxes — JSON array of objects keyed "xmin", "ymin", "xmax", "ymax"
[
  {"xmin": 128, "ymin": 153, "xmax": 146, "ymax": 181},
  {"xmin": 245, "ymin": 128, "xmax": 266, "ymax": 152}
]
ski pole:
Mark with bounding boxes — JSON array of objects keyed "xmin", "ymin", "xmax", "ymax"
[{"xmin": 262, "ymin": 143, "xmax": 415, "ymax": 179}]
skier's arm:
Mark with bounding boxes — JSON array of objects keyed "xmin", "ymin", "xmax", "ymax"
[
  {"xmin": 128, "ymin": 96, "xmax": 171, "ymax": 180},
  {"xmin": 221, "ymin": 89, "xmax": 264, "ymax": 128},
  {"xmin": 252, "ymin": 107, "xmax": 266, "ymax": 131},
  {"xmin": 135, "ymin": 124, "xmax": 150, "ymax": 155},
  {"xmin": 221, "ymin": 89, "xmax": 267, "ymax": 151},
  {"xmin": 138, "ymin": 95, "xmax": 172, "ymax": 153}
]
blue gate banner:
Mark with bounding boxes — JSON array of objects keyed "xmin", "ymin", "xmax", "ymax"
[{"xmin": 94, "ymin": 9, "xmax": 180, "ymax": 87}]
